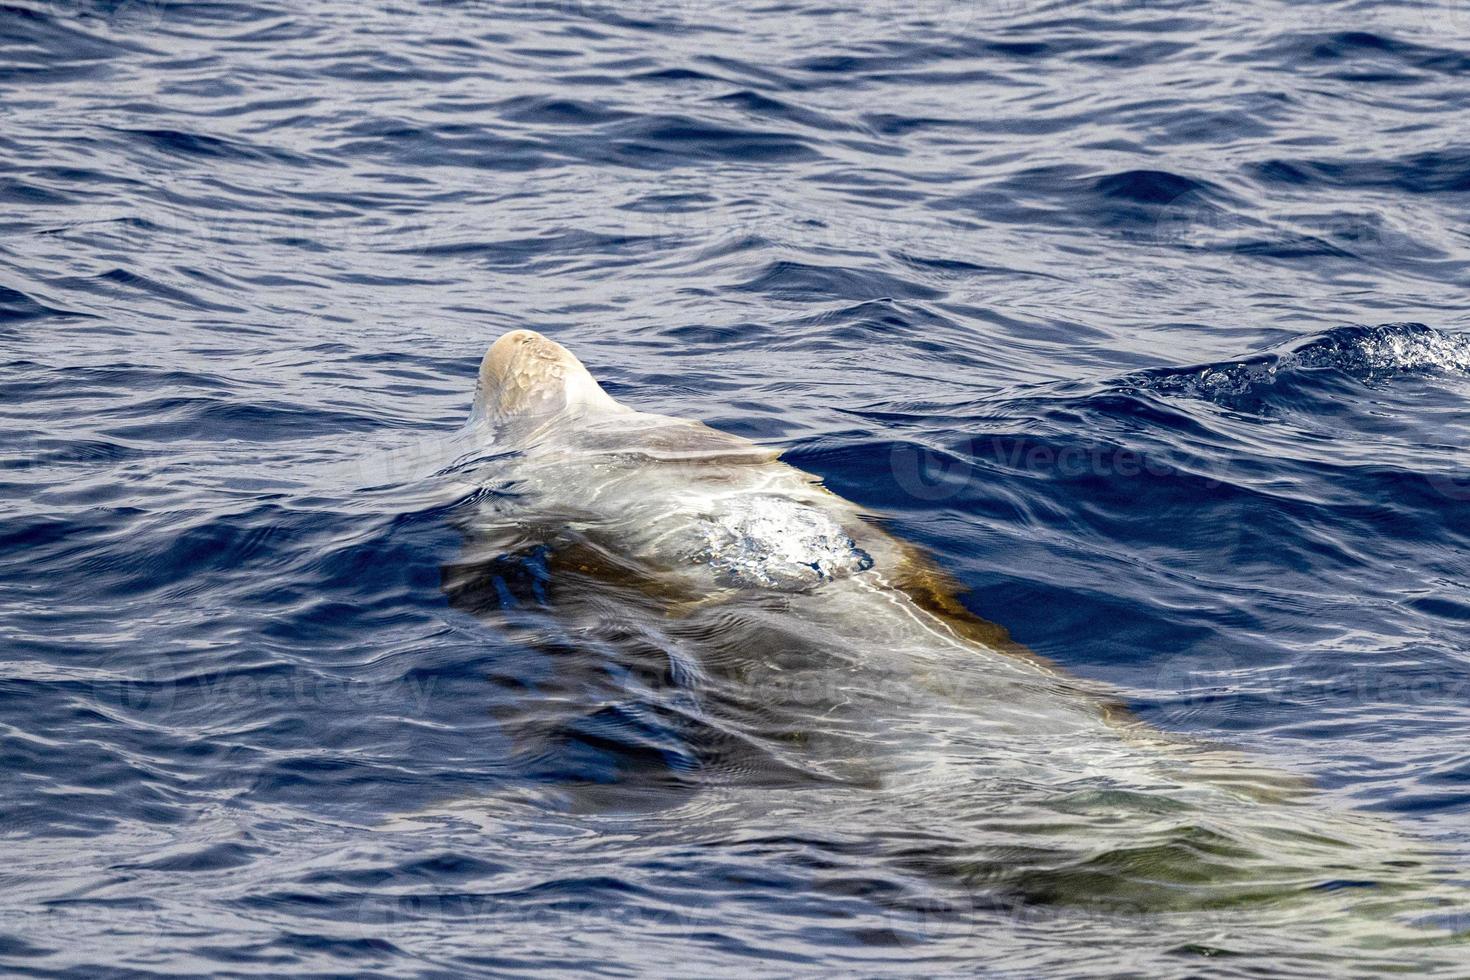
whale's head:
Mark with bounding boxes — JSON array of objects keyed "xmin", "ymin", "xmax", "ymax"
[{"xmin": 473, "ymin": 329, "xmax": 625, "ymax": 426}]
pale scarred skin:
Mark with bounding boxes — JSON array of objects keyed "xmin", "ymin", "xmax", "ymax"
[{"xmin": 474, "ymin": 329, "xmax": 626, "ymax": 423}]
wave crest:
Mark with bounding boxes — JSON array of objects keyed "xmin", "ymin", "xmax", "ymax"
[{"xmin": 1121, "ymin": 323, "xmax": 1470, "ymax": 409}]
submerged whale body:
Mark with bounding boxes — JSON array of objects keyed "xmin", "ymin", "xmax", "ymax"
[{"xmin": 440, "ymin": 329, "xmax": 1467, "ymax": 963}]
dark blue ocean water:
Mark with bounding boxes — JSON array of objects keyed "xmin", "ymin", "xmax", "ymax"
[{"xmin": 3, "ymin": 0, "xmax": 1470, "ymax": 975}]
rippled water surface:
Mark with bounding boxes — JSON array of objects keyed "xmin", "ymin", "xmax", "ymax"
[{"xmin": 4, "ymin": 0, "xmax": 1470, "ymax": 975}]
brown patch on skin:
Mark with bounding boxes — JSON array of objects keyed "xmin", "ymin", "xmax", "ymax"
[
  {"xmin": 547, "ymin": 543, "xmax": 701, "ymax": 609},
  {"xmin": 888, "ymin": 546, "xmax": 1028, "ymax": 657},
  {"xmin": 882, "ymin": 535, "xmax": 1143, "ymax": 726}
]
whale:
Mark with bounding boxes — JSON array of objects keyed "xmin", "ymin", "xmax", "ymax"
[{"xmin": 437, "ymin": 329, "xmax": 1467, "ymax": 961}]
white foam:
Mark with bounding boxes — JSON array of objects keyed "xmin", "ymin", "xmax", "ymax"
[{"xmin": 686, "ymin": 493, "xmax": 873, "ymax": 591}]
